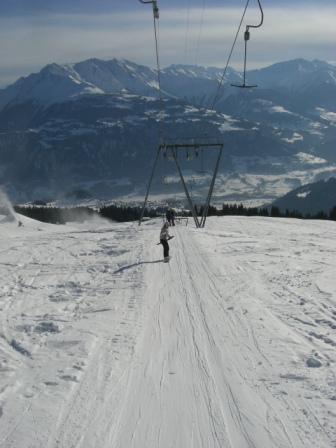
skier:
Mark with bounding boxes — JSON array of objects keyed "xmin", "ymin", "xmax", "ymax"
[
  {"xmin": 170, "ymin": 208, "xmax": 175, "ymax": 226},
  {"xmin": 165, "ymin": 209, "xmax": 172, "ymax": 226},
  {"xmin": 160, "ymin": 221, "xmax": 173, "ymax": 262}
]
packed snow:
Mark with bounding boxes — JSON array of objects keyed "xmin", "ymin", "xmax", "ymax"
[
  {"xmin": 0, "ymin": 211, "xmax": 336, "ymax": 448},
  {"xmin": 0, "ymin": 213, "xmax": 335, "ymax": 447}
]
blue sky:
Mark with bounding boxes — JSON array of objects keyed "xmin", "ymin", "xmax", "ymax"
[{"xmin": 0, "ymin": 1, "xmax": 335, "ymax": 87}]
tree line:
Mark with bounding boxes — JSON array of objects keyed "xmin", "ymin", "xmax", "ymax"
[
  {"xmin": 14, "ymin": 204, "xmax": 163, "ymax": 224},
  {"xmin": 14, "ymin": 203, "xmax": 336, "ymax": 225},
  {"xmin": 206, "ymin": 204, "xmax": 336, "ymax": 220}
]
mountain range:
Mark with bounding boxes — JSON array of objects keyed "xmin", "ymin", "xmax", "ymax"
[{"xmin": 0, "ymin": 57, "xmax": 335, "ymax": 205}]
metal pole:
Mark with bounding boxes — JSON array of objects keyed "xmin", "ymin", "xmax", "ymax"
[
  {"xmin": 243, "ymin": 35, "xmax": 248, "ymax": 87},
  {"xmin": 173, "ymin": 149, "xmax": 200, "ymax": 228},
  {"xmin": 200, "ymin": 146, "xmax": 223, "ymax": 228},
  {"xmin": 139, "ymin": 145, "xmax": 162, "ymax": 225}
]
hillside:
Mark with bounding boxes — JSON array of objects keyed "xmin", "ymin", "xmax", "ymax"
[
  {"xmin": 0, "ymin": 58, "xmax": 335, "ymax": 203},
  {"xmin": 0, "ymin": 215, "xmax": 335, "ymax": 447},
  {"xmin": 272, "ymin": 177, "xmax": 336, "ymax": 214}
]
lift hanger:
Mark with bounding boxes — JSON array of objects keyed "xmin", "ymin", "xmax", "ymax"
[
  {"xmin": 231, "ymin": 0, "xmax": 264, "ymax": 89},
  {"xmin": 138, "ymin": 0, "xmax": 159, "ymax": 19}
]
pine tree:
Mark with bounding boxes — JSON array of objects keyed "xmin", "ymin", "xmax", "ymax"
[
  {"xmin": 329, "ymin": 206, "xmax": 336, "ymax": 221},
  {"xmin": 270, "ymin": 206, "xmax": 281, "ymax": 217}
]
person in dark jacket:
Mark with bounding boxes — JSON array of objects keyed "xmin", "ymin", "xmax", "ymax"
[
  {"xmin": 170, "ymin": 208, "xmax": 175, "ymax": 226},
  {"xmin": 165, "ymin": 209, "xmax": 172, "ymax": 226}
]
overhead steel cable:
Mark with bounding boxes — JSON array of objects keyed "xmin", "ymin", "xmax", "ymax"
[
  {"xmin": 247, "ymin": 0, "xmax": 264, "ymax": 31},
  {"xmin": 210, "ymin": 0, "xmax": 250, "ymax": 110},
  {"xmin": 138, "ymin": 0, "xmax": 225, "ymax": 227},
  {"xmin": 183, "ymin": 0, "xmax": 191, "ymax": 64},
  {"xmin": 138, "ymin": 0, "xmax": 165, "ymax": 141},
  {"xmin": 152, "ymin": 8, "xmax": 162, "ymax": 102},
  {"xmin": 194, "ymin": 0, "xmax": 206, "ymax": 67}
]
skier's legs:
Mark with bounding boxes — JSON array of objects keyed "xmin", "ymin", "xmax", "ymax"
[
  {"xmin": 160, "ymin": 239, "xmax": 169, "ymax": 258},
  {"xmin": 164, "ymin": 240, "xmax": 169, "ymax": 257}
]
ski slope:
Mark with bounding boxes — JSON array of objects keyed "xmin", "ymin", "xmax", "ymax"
[{"xmin": 0, "ymin": 214, "xmax": 335, "ymax": 447}]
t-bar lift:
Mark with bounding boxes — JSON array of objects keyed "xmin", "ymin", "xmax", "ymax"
[
  {"xmin": 137, "ymin": 0, "xmax": 223, "ymax": 228},
  {"xmin": 139, "ymin": 142, "xmax": 223, "ymax": 228},
  {"xmin": 231, "ymin": 0, "xmax": 264, "ymax": 88}
]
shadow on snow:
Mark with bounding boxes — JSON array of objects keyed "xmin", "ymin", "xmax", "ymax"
[{"xmin": 113, "ymin": 259, "xmax": 164, "ymax": 274}]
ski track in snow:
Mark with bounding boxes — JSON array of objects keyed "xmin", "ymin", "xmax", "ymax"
[{"xmin": 0, "ymin": 215, "xmax": 335, "ymax": 447}]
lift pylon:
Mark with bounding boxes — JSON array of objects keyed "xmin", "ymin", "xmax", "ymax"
[{"xmin": 139, "ymin": 141, "xmax": 223, "ymax": 228}]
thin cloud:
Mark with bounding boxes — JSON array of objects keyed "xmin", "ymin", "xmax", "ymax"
[{"xmin": 0, "ymin": 6, "xmax": 335, "ymax": 87}]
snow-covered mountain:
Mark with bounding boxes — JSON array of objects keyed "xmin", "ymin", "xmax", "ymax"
[
  {"xmin": 272, "ymin": 176, "xmax": 336, "ymax": 214},
  {"xmin": 0, "ymin": 63, "xmax": 103, "ymax": 110},
  {"xmin": 247, "ymin": 59, "xmax": 336, "ymax": 91},
  {"xmin": 1, "ymin": 58, "xmax": 335, "ymax": 112},
  {"xmin": 74, "ymin": 58, "xmax": 160, "ymax": 96},
  {"xmin": 0, "ymin": 57, "xmax": 335, "ymax": 202},
  {"xmin": 219, "ymin": 59, "xmax": 336, "ymax": 126},
  {"xmin": 0, "ymin": 59, "xmax": 228, "ymax": 110}
]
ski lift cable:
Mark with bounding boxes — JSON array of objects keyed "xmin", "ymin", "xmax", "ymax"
[
  {"xmin": 153, "ymin": 11, "xmax": 162, "ymax": 102},
  {"xmin": 137, "ymin": 1, "xmax": 223, "ymax": 226},
  {"xmin": 210, "ymin": 0, "xmax": 250, "ymax": 110},
  {"xmin": 138, "ymin": 0, "xmax": 165, "ymax": 140},
  {"xmin": 151, "ymin": 3, "xmax": 165, "ymax": 135},
  {"xmin": 246, "ymin": 0, "xmax": 264, "ymax": 30},
  {"xmin": 183, "ymin": 0, "xmax": 191, "ymax": 64},
  {"xmin": 194, "ymin": 0, "xmax": 206, "ymax": 67}
]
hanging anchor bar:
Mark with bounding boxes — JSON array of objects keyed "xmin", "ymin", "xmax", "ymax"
[{"xmin": 231, "ymin": 0, "xmax": 264, "ymax": 89}]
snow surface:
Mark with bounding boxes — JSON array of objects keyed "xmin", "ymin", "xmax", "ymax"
[
  {"xmin": 282, "ymin": 133, "xmax": 303, "ymax": 144},
  {"xmin": 296, "ymin": 152, "xmax": 327, "ymax": 165},
  {"xmin": 0, "ymin": 215, "xmax": 336, "ymax": 447},
  {"xmin": 297, "ymin": 191, "xmax": 311, "ymax": 199},
  {"xmin": 316, "ymin": 108, "xmax": 336, "ymax": 125},
  {"xmin": 269, "ymin": 106, "xmax": 294, "ymax": 115}
]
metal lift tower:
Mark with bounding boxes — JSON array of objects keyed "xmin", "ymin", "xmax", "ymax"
[{"xmin": 139, "ymin": 140, "xmax": 223, "ymax": 228}]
